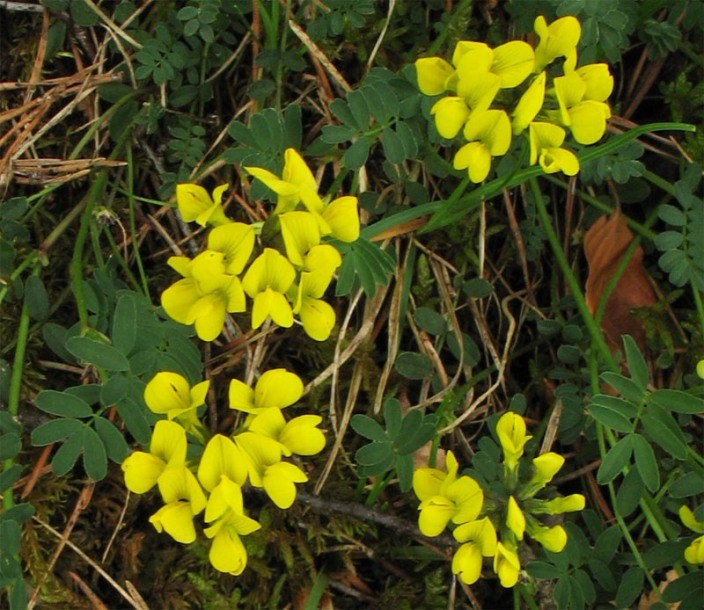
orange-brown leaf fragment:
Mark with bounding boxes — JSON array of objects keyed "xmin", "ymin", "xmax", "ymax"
[{"xmin": 584, "ymin": 210, "xmax": 657, "ymax": 350}]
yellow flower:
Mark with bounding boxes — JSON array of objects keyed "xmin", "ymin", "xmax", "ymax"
[
  {"xmin": 143, "ymin": 372, "xmax": 209, "ymax": 428},
  {"xmin": 415, "ymin": 56, "xmax": 456, "ymax": 95},
  {"xmin": 453, "ymin": 109, "xmax": 512, "ymax": 183},
  {"xmin": 228, "ymin": 368, "xmax": 304, "ymax": 415},
  {"xmin": 679, "ymin": 505, "xmax": 704, "ymax": 564},
  {"xmin": 121, "ymin": 420, "xmax": 187, "ymax": 494},
  {"xmin": 245, "ymin": 148, "xmax": 323, "ymax": 214},
  {"xmin": 533, "ymin": 15, "xmax": 581, "ymax": 73},
  {"xmin": 554, "ymin": 70, "xmax": 612, "ymax": 145},
  {"xmin": 529, "ymin": 452, "xmax": 565, "ymax": 488},
  {"xmin": 430, "ymin": 97, "xmax": 471, "ymax": 139},
  {"xmin": 696, "ymin": 359, "xmax": 704, "ymax": 379},
  {"xmin": 149, "ymin": 465, "xmax": 207, "ymax": 544},
  {"xmin": 527, "ymin": 523, "xmax": 567, "ymax": 553},
  {"xmin": 235, "ymin": 431, "xmax": 308, "ymax": 509},
  {"xmin": 280, "ymin": 211, "xmax": 321, "ymax": 267},
  {"xmin": 321, "ymin": 195, "xmax": 360, "ymax": 242},
  {"xmin": 290, "ymin": 270, "xmax": 337, "ymax": 341},
  {"xmin": 542, "ymin": 494, "xmax": 586, "ymax": 515},
  {"xmin": 529, "ymin": 122, "xmax": 579, "ymax": 176},
  {"xmin": 506, "ymin": 496, "xmax": 526, "ymax": 540},
  {"xmin": 202, "ymin": 477, "xmax": 261, "ymax": 575},
  {"xmin": 412, "ymin": 451, "xmax": 484, "ymax": 537},
  {"xmin": 246, "ymin": 407, "xmax": 326, "ymax": 456},
  {"xmin": 161, "ymin": 251, "xmax": 246, "ymax": 342},
  {"xmin": 451, "ymin": 517, "xmax": 498, "ymax": 585},
  {"xmin": 206, "ymin": 222, "xmax": 255, "ymax": 275},
  {"xmin": 197, "ymin": 434, "xmax": 249, "ymax": 492},
  {"xmin": 175, "ymin": 183, "xmax": 230, "ymax": 227},
  {"xmin": 242, "ymin": 248, "xmax": 296, "ymax": 329},
  {"xmin": 495, "ymin": 412, "xmax": 532, "ymax": 471},
  {"xmin": 512, "ymin": 72, "xmax": 546, "ymax": 135},
  {"xmin": 493, "ymin": 540, "xmax": 521, "ymax": 588}
]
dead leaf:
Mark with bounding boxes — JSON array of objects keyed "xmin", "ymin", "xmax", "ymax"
[
  {"xmin": 638, "ymin": 569, "xmax": 680, "ymax": 610},
  {"xmin": 584, "ymin": 210, "xmax": 657, "ymax": 351}
]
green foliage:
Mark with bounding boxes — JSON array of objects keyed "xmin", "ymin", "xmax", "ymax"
[
  {"xmin": 589, "ymin": 336, "xmax": 703, "ymax": 492},
  {"xmin": 334, "ymin": 237, "xmax": 396, "ymax": 297},
  {"xmin": 579, "ymin": 141, "xmax": 644, "ymax": 185},
  {"xmin": 316, "ymin": 68, "xmax": 424, "ymax": 170},
  {"xmin": 351, "ymin": 398, "xmax": 437, "ymax": 492},
  {"xmin": 305, "ymin": 0, "xmax": 375, "ymax": 40},
  {"xmin": 654, "ymin": 163, "xmax": 704, "ymax": 291}
]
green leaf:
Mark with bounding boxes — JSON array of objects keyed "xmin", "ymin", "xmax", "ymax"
[
  {"xmin": 384, "ymin": 398, "xmax": 403, "ymax": 441},
  {"xmin": 329, "ymin": 99, "xmax": 358, "ymax": 129},
  {"xmin": 658, "ymin": 204, "xmax": 687, "ymax": 226},
  {"xmin": 622, "ymin": 335, "xmax": 649, "ymax": 389},
  {"xmin": 669, "ymin": 471, "xmax": 704, "ymax": 498},
  {"xmin": 350, "ymin": 415, "xmax": 387, "ymax": 442},
  {"xmin": 35, "ymin": 390, "xmax": 93, "ymax": 418},
  {"xmin": 616, "ymin": 468, "xmax": 644, "ymax": 517},
  {"xmin": 283, "ymin": 104, "xmax": 302, "ymax": 149},
  {"xmin": 588, "ymin": 558, "xmax": 617, "ymax": 592},
  {"xmin": 395, "ymin": 352, "xmax": 433, "ymax": 380},
  {"xmin": 320, "ymin": 125, "xmax": 356, "ymax": 145},
  {"xmin": 65, "ymin": 383, "xmax": 101, "ymax": 405},
  {"xmin": 397, "ymin": 417, "xmax": 437, "ymax": 455},
  {"xmin": 82, "ymin": 426, "xmax": 107, "ymax": 480},
  {"xmin": 395, "ymin": 121, "xmax": 418, "ymax": 158},
  {"xmin": 446, "ymin": 331, "xmax": 480, "ymax": 366},
  {"xmin": 347, "ymin": 90, "xmax": 370, "ymax": 129},
  {"xmin": 413, "ymin": 307, "xmax": 446, "ymax": 335},
  {"xmin": 25, "ymin": 275, "xmax": 49, "ymax": 320},
  {"xmin": 381, "ymin": 127, "xmax": 405, "ymax": 164},
  {"xmin": 112, "ymin": 293, "xmax": 137, "ymax": 355},
  {"xmin": 615, "ymin": 566, "xmax": 644, "ymax": 609},
  {"xmin": 644, "ymin": 540, "xmax": 691, "ymax": 570},
  {"xmin": 462, "ymin": 278, "xmax": 493, "ymax": 298},
  {"xmin": 51, "ymin": 430, "xmax": 83, "ymax": 476},
  {"xmin": 355, "ymin": 441, "xmax": 393, "ymax": 467},
  {"xmin": 0, "ymin": 433, "xmax": 21, "ymax": 460},
  {"xmin": 593, "ymin": 524, "xmax": 622, "ymax": 563},
  {"xmin": 641, "ymin": 404, "xmax": 688, "ymax": 460},
  {"xmin": 93, "ymin": 416, "xmax": 129, "ymax": 463},
  {"xmin": 588, "ymin": 395, "xmax": 636, "ymax": 433},
  {"xmin": 662, "ymin": 571, "xmax": 704, "ymax": 604},
  {"xmin": 115, "ymin": 396, "xmax": 151, "ymax": 445},
  {"xmin": 101, "ymin": 374, "xmax": 128, "ymax": 406},
  {"xmin": 396, "ymin": 453, "xmax": 414, "ymax": 492},
  {"xmin": 631, "ymin": 433, "xmax": 660, "ymax": 492},
  {"xmin": 597, "ymin": 435, "xmax": 633, "ymax": 485},
  {"xmin": 649, "ymin": 389, "xmax": 704, "ymax": 414},
  {"xmin": 31, "ymin": 418, "xmax": 83, "ymax": 446},
  {"xmin": 65, "ymin": 336, "xmax": 130, "ymax": 371},
  {"xmin": 600, "ymin": 372, "xmax": 645, "ymax": 402},
  {"xmin": 526, "ymin": 561, "xmax": 563, "ymax": 579},
  {"xmin": 343, "ymin": 136, "xmax": 370, "ymax": 170},
  {"xmin": 0, "ymin": 464, "xmax": 22, "ymax": 494},
  {"xmin": 42, "ymin": 322, "xmax": 75, "ymax": 363}
]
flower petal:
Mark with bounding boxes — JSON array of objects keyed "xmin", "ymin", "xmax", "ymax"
[
  {"xmin": 512, "ymin": 72, "xmax": 546, "ymax": 135},
  {"xmin": 122, "ymin": 452, "xmax": 165, "ymax": 494},
  {"xmin": 431, "ymin": 97, "xmax": 470, "ymax": 139},
  {"xmin": 492, "ymin": 41, "xmax": 534, "ymax": 88},
  {"xmin": 280, "ymin": 415, "xmax": 326, "ymax": 455},
  {"xmin": 280, "ymin": 211, "xmax": 321, "ymax": 266},
  {"xmin": 255, "ymin": 369, "xmax": 304, "ymax": 409},
  {"xmin": 415, "ymin": 57, "xmax": 455, "ymax": 95},
  {"xmin": 208, "ymin": 526, "xmax": 249, "ymax": 574},
  {"xmin": 207, "ymin": 223, "xmax": 255, "ymax": 275},
  {"xmin": 299, "ymin": 296, "xmax": 336, "ymax": 341},
  {"xmin": 144, "ymin": 372, "xmax": 191, "ymax": 416},
  {"xmin": 322, "ymin": 196, "xmax": 360, "ymax": 242},
  {"xmin": 263, "ymin": 461, "xmax": 308, "ymax": 509},
  {"xmin": 191, "ymin": 293, "xmax": 227, "ymax": 342},
  {"xmin": 149, "ymin": 501, "xmax": 198, "ymax": 544},
  {"xmin": 198, "ymin": 434, "xmax": 249, "ymax": 491},
  {"xmin": 452, "ymin": 542, "xmax": 483, "ymax": 584},
  {"xmin": 161, "ymin": 279, "xmax": 200, "ymax": 325},
  {"xmin": 150, "ymin": 420, "xmax": 188, "ymax": 465}
]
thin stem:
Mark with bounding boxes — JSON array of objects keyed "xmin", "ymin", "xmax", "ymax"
[{"xmin": 529, "ymin": 177, "xmax": 618, "ymax": 371}]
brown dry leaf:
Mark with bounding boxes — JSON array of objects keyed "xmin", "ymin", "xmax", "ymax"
[
  {"xmin": 584, "ymin": 210, "xmax": 657, "ymax": 350},
  {"xmin": 637, "ymin": 569, "xmax": 680, "ymax": 610}
]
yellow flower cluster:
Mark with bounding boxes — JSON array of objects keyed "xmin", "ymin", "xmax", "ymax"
[
  {"xmin": 161, "ymin": 148, "xmax": 360, "ymax": 342},
  {"xmin": 121, "ymin": 368, "xmax": 325, "ymax": 575},
  {"xmin": 415, "ymin": 15, "xmax": 613, "ymax": 182},
  {"xmin": 412, "ymin": 412, "xmax": 585, "ymax": 587}
]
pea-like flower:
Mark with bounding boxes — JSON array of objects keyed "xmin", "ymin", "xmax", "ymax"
[
  {"xmin": 143, "ymin": 372, "xmax": 209, "ymax": 431},
  {"xmin": 506, "ymin": 496, "xmax": 526, "ymax": 540},
  {"xmin": 122, "ymin": 420, "xmax": 187, "ymax": 494},
  {"xmin": 532, "ymin": 15, "xmax": 581, "ymax": 73},
  {"xmin": 245, "ymin": 148, "xmax": 323, "ymax": 214},
  {"xmin": 228, "ymin": 368, "xmax": 304, "ymax": 415},
  {"xmin": 161, "ymin": 250, "xmax": 247, "ymax": 342},
  {"xmin": 679, "ymin": 505, "xmax": 704, "ymax": 564},
  {"xmin": 493, "ymin": 540, "xmax": 521, "ymax": 588},
  {"xmin": 453, "ymin": 109, "xmax": 512, "ymax": 183},
  {"xmin": 496, "ymin": 412, "xmax": 532, "ymax": 472},
  {"xmin": 203, "ymin": 476, "xmax": 261, "ymax": 575},
  {"xmin": 235, "ymin": 431, "xmax": 308, "ymax": 509},
  {"xmin": 206, "ymin": 222, "xmax": 255, "ymax": 275},
  {"xmin": 412, "ymin": 451, "xmax": 484, "ymax": 537},
  {"xmin": 529, "ymin": 122, "xmax": 579, "ymax": 176},
  {"xmin": 527, "ymin": 522, "xmax": 567, "ymax": 553},
  {"xmin": 149, "ymin": 465, "xmax": 207, "ymax": 544},
  {"xmin": 540, "ymin": 494, "xmax": 586, "ymax": 515},
  {"xmin": 176, "ymin": 183, "xmax": 230, "ymax": 227},
  {"xmin": 279, "ymin": 211, "xmax": 322, "ymax": 267},
  {"xmin": 451, "ymin": 517, "xmax": 498, "ymax": 585},
  {"xmin": 290, "ymin": 270, "xmax": 337, "ymax": 341},
  {"xmin": 242, "ymin": 248, "xmax": 296, "ymax": 329},
  {"xmin": 247, "ymin": 407, "xmax": 326, "ymax": 456},
  {"xmin": 197, "ymin": 434, "xmax": 249, "ymax": 492},
  {"xmin": 512, "ymin": 72, "xmax": 546, "ymax": 135}
]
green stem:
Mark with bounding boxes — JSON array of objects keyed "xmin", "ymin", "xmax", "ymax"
[
  {"xmin": 126, "ymin": 146, "xmax": 150, "ymax": 297},
  {"xmin": 3, "ymin": 268, "xmax": 35, "ymax": 510},
  {"xmin": 529, "ymin": 177, "xmax": 618, "ymax": 371}
]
